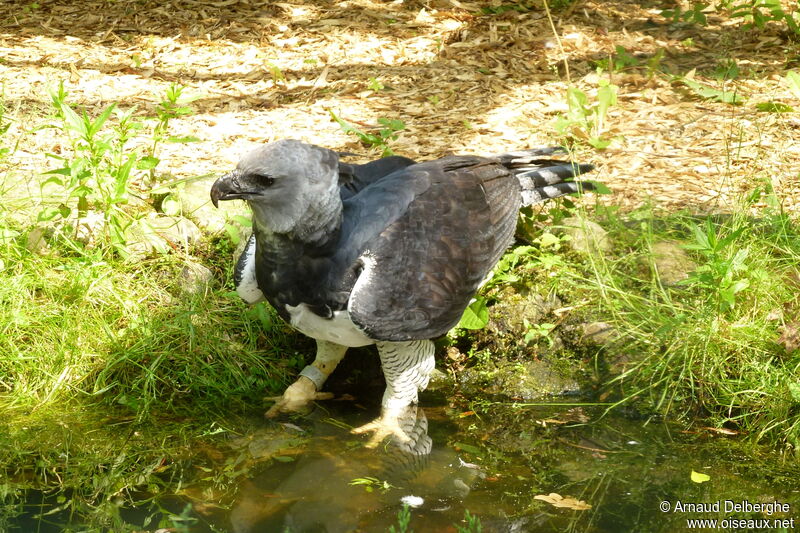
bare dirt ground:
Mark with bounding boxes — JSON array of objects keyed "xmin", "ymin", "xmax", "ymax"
[{"xmin": 1, "ymin": 0, "xmax": 799, "ymax": 214}]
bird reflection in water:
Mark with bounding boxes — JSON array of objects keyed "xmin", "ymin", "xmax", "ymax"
[{"xmin": 228, "ymin": 405, "xmax": 481, "ymax": 533}]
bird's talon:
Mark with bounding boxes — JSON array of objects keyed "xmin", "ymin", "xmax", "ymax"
[
  {"xmin": 352, "ymin": 414, "xmax": 412, "ymax": 448},
  {"xmin": 264, "ymin": 376, "xmax": 332, "ymax": 418}
]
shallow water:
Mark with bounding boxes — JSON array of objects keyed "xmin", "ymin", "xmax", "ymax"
[{"xmin": 3, "ymin": 393, "xmax": 799, "ymax": 533}]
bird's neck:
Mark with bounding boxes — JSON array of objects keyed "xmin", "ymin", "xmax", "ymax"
[
  {"xmin": 288, "ymin": 192, "xmax": 343, "ymax": 246},
  {"xmin": 252, "ymin": 187, "xmax": 343, "ymax": 248}
]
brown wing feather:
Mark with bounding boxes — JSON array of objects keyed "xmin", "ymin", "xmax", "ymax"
[{"xmin": 348, "ymin": 156, "xmax": 521, "ymax": 341}]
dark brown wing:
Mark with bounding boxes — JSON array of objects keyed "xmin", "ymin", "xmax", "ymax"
[{"xmin": 346, "ymin": 156, "xmax": 521, "ymax": 341}]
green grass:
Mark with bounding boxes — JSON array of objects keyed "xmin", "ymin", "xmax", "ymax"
[
  {"xmin": 0, "ymin": 234, "xmax": 304, "ymax": 528},
  {"xmin": 451, "ymin": 185, "xmax": 800, "ymax": 453},
  {"xmin": 0, "ymin": 236, "xmax": 299, "ymax": 418},
  {"xmin": 559, "ymin": 199, "xmax": 800, "ymax": 451}
]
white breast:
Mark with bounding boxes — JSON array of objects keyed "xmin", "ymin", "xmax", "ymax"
[
  {"xmin": 285, "ymin": 303, "xmax": 374, "ymax": 347},
  {"xmin": 235, "ymin": 236, "xmax": 266, "ymax": 304}
]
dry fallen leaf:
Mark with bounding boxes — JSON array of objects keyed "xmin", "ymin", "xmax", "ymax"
[
  {"xmin": 534, "ymin": 493, "xmax": 592, "ymax": 510},
  {"xmin": 777, "ymin": 322, "xmax": 800, "ymax": 352}
]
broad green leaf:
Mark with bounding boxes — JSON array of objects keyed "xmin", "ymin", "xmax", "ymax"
[
  {"xmin": 585, "ymin": 180, "xmax": 612, "ymax": 194},
  {"xmin": 596, "ymin": 80, "xmax": 618, "ymax": 119},
  {"xmin": 678, "ymin": 77, "xmax": 744, "ymax": 105},
  {"xmin": 137, "ymin": 156, "xmax": 160, "ymax": 170},
  {"xmin": 40, "ymin": 175, "xmax": 64, "ymax": 188},
  {"xmin": 730, "ymin": 278, "xmax": 749, "ymax": 294},
  {"xmin": 113, "ymin": 155, "xmax": 135, "ymax": 201},
  {"xmin": 457, "ymin": 296, "xmax": 489, "ymax": 330},
  {"xmin": 588, "ymin": 137, "xmax": 612, "ymax": 149},
  {"xmin": 567, "ymin": 87, "xmax": 589, "ymax": 113},
  {"xmin": 89, "ymin": 103, "xmax": 116, "ymax": 137},
  {"xmin": 38, "ymin": 206, "xmax": 64, "ymax": 222},
  {"xmin": 223, "ymin": 223, "xmax": 241, "ymax": 245},
  {"xmin": 756, "ymin": 102, "xmax": 794, "ymax": 113},
  {"xmin": 161, "ymin": 194, "xmax": 181, "ymax": 216},
  {"xmin": 539, "ymin": 232, "xmax": 561, "ymax": 248},
  {"xmin": 60, "ymin": 103, "xmax": 88, "ymax": 136},
  {"xmin": 69, "ymin": 184, "xmax": 93, "ymax": 198}
]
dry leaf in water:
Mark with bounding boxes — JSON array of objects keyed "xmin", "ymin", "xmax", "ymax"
[{"xmin": 534, "ymin": 493, "xmax": 592, "ymax": 510}]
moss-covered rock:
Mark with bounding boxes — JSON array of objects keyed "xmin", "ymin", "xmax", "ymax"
[{"xmin": 458, "ymin": 357, "xmax": 581, "ymax": 401}]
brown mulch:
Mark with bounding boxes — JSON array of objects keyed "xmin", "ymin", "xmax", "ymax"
[{"xmin": 1, "ymin": 0, "xmax": 799, "ymax": 214}]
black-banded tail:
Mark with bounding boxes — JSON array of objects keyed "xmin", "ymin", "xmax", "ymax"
[{"xmin": 494, "ymin": 148, "xmax": 596, "ymax": 206}]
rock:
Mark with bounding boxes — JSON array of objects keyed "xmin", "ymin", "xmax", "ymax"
[
  {"xmin": 580, "ymin": 321, "xmax": 620, "ymax": 346},
  {"xmin": 73, "ymin": 211, "xmax": 105, "ymax": 246},
  {"xmin": 650, "ymin": 240, "xmax": 696, "ymax": 286},
  {"xmin": 146, "ymin": 214, "xmax": 202, "ymax": 247},
  {"xmin": 25, "ymin": 226, "xmax": 50, "ymax": 255},
  {"xmin": 124, "ymin": 215, "xmax": 202, "ymax": 261},
  {"xmin": 176, "ymin": 177, "xmax": 233, "ymax": 234},
  {"xmin": 559, "ymin": 216, "xmax": 611, "ymax": 255},
  {"xmin": 426, "ymin": 367, "xmax": 453, "ymax": 390},
  {"xmin": 180, "ymin": 261, "xmax": 214, "ymax": 296},
  {"xmin": 459, "ymin": 357, "xmax": 581, "ymax": 401},
  {"xmin": 487, "ymin": 292, "xmax": 561, "ymax": 338}
]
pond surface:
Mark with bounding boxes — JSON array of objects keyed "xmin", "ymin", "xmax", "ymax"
[{"xmin": 3, "ymin": 394, "xmax": 799, "ymax": 532}]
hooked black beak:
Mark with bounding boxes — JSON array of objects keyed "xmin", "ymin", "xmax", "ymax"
[
  {"xmin": 210, "ymin": 174, "xmax": 233, "ymax": 208},
  {"xmin": 210, "ymin": 172, "xmax": 260, "ymax": 208}
]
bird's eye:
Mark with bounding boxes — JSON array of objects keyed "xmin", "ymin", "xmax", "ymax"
[{"xmin": 255, "ymin": 174, "xmax": 275, "ymax": 187}]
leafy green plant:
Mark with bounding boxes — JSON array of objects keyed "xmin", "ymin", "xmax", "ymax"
[
  {"xmin": 523, "ymin": 320, "xmax": 556, "ymax": 345},
  {"xmin": 663, "ymin": 0, "xmax": 800, "ymax": 35},
  {"xmin": 712, "ymin": 58, "xmax": 739, "ymax": 81},
  {"xmin": 329, "ymin": 110, "xmax": 405, "ymax": 157},
  {"xmin": 389, "ymin": 504, "xmax": 412, "ymax": 533},
  {"xmin": 728, "ymin": 0, "xmax": 800, "ymax": 33},
  {"xmin": 671, "ymin": 72, "xmax": 744, "ymax": 105},
  {"xmin": 553, "ymin": 79, "xmax": 618, "ymax": 149},
  {"xmin": 267, "ymin": 62, "xmax": 286, "ymax": 84},
  {"xmin": 680, "ymin": 219, "xmax": 750, "ymax": 312},
  {"xmin": 594, "ymin": 45, "xmax": 640, "ymax": 73},
  {"xmin": 367, "ymin": 77, "xmax": 385, "ymax": 91},
  {"xmin": 41, "ymin": 83, "xmax": 137, "ymax": 251},
  {"xmin": 143, "ymin": 83, "xmax": 200, "ymax": 184},
  {"xmin": 661, "ymin": 2, "xmax": 709, "ymax": 25},
  {"xmin": 594, "ymin": 46, "xmax": 665, "ymax": 78},
  {"xmin": 40, "ymin": 82, "xmax": 197, "ymax": 255},
  {"xmin": 455, "ymin": 510, "xmax": 483, "ymax": 533},
  {"xmin": 348, "ymin": 476, "xmax": 396, "ymax": 493}
]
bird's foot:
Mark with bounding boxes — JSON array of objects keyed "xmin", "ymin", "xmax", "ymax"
[
  {"xmin": 265, "ymin": 376, "xmax": 334, "ymax": 418},
  {"xmin": 352, "ymin": 407, "xmax": 413, "ymax": 448}
]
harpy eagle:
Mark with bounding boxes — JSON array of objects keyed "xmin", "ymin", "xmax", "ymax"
[{"xmin": 210, "ymin": 139, "xmax": 595, "ymax": 445}]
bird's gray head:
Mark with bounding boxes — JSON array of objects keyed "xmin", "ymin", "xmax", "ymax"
[{"xmin": 211, "ymin": 139, "xmax": 341, "ymax": 238}]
